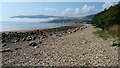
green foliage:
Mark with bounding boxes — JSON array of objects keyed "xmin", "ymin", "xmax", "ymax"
[
  {"xmin": 111, "ymin": 43, "xmax": 117, "ymax": 46},
  {"xmin": 92, "ymin": 3, "xmax": 120, "ymax": 31},
  {"xmin": 111, "ymin": 43, "xmax": 120, "ymax": 47}
]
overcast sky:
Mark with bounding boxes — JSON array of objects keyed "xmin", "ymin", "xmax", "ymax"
[{"xmin": 0, "ymin": 2, "xmax": 118, "ymax": 21}]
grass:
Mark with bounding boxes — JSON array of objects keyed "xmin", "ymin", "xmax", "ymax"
[
  {"xmin": 93, "ymin": 29, "xmax": 109, "ymax": 40},
  {"xmin": 93, "ymin": 25, "xmax": 120, "ymax": 47},
  {"xmin": 107, "ymin": 25, "xmax": 120, "ymax": 37},
  {"xmin": 93, "ymin": 25, "xmax": 120, "ymax": 40},
  {"xmin": 108, "ymin": 25, "xmax": 120, "ymax": 47}
]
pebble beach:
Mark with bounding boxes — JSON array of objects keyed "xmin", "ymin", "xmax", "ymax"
[{"xmin": 0, "ymin": 24, "xmax": 119, "ymax": 66}]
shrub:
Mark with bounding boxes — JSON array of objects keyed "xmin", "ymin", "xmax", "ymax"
[{"xmin": 111, "ymin": 43, "xmax": 120, "ymax": 47}]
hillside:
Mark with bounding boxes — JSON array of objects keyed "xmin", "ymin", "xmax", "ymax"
[
  {"xmin": 91, "ymin": 3, "xmax": 120, "ymax": 36},
  {"xmin": 10, "ymin": 15, "xmax": 65, "ymax": 19},
  {"xmin": 92, "ymin": 3, "xmax": 120, "ymax": 29},
  {"xmin": 10, "ymin": 14, "xmax": 95, "ymax": 23}
]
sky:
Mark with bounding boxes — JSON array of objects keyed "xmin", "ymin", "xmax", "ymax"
[
  {"xmin": 0, "ymin": 2, "xmax": 118, "ymax": 21},
  {"xmin": 1, "ymin": 0, "xmax": 120, "ymax": 2}
]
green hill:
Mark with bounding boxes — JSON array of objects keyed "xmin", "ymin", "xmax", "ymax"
[{"xmin": 92, "ymin": 3, "xmax": 120, "ymax": 36}]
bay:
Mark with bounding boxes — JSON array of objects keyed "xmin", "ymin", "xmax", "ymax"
[{"xmin": 0, "ymin": 21, "xmax": 65, "ymax": 32}]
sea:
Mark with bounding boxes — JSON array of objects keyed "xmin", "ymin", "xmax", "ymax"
[{"xmin": 0, "ymin": 21, "xmax": 65, "ymax": 32}]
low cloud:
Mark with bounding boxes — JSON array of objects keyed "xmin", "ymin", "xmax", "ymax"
[
  {"xmin": 5, "ymin": 18, "xmax": 56, "ymax": 22},
  {"xmin": 82, "ymin": 5, "xmax": 95, "ymax": 13},
  {"xmin": 44, "ymin": 7, "xmax": 56, "ymax": 11},
  {"xmin": 62, "ymin": 8, "xmax": 75, "ymax": 15},
  {"xmin": 102, "ymin": 2, "xmax": 115, "ymax": 10},
  {"xmin": 62, "ymin": 5, "xmax": 95, "ymax": 17},
  {"xmin": 37, "ymin": 7, "xmax": 57, "ymax": 11},
  {"xmin": 74, "ymin": 8, "xmax": 81, "ymax": 14}
]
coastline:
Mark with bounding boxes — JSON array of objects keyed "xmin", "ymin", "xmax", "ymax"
[
  {"xmin": 1, "ymin": 23, "xmax": 85, "ymax": 44},
  {"xmin": 1, "ymin": 24, "xmax": 118, "ymax": 66},
  {"xmin": 0, "ymin": 23, "xmax": 82, "ymax": 33}
]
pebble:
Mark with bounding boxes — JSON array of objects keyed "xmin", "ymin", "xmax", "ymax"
[
  {"xmin": 28, "ymin": 42, "xmax": 37, "ymax": 47},
  {"xmin": 22, "ymin": 38, "xmax": 26, "ymax": 41},
  {"xmin": 2, "ymin": 43, "xmax": 7, "ymax": 47},
  {"xmin": 82, "ymin": 40, "xmax": 87, "ymax": 44},
  {"xmin": 39, "ymin": 41, "xmax": 42, "ymax": 44},
  {"xmin": 1, "ymin": 48, "xmax": 13, "ymax": 52},
  {"xmin": 15, "ymin": 47, "xmax": 22, "ymax": 50},
  {"xmin": 3, "ymin": 25, "xmax": 118, "ymax": 66},
  {"xmin": 12, "ymin": 39, "xmax": 19, "ymax": 43},
  {"xmin": 26, "ymin": 36, "xmax": 32, "ymax": 41},
  {"xmin": 34, "ymin": 46, "xmax": 38, "ymax": 48}
]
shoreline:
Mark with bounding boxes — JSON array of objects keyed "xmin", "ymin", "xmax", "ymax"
[
  {"xmin": 1, "ymin": 24, "xmax": 118, "ymax": 66},
  {"xmin": 1, "ymin": 23, "xmax": 86, "ymax": 44},
  {"xmin": 0, "ymin": 23, "xmax": 83, "ymax": 33}
]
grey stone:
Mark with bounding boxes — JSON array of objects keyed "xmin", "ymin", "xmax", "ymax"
[
  {"xmin": 26, "ymin": 36, "xmax": 32, "ymax": 41},
  {"xmin": 29, "ymin": 42, "xmax": 37, "ymax": 47},
  {"xmin": 1, "ymin": 48, "xmax": 13, "ymax": 52},
  {"xmin": 2, "ymin": 43, "xmax": 7, "ymax": 47},
  {"xmin": 22, "ymin": 38, "xmax": 26, "ymax": 41}
]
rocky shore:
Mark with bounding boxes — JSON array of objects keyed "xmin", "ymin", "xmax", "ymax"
[
  {"xmin": 1, "ymin": 24, "xmax": 84, "ymax": 44},
  {"xmin": 0, "ymin": 24, "xmax": 119, "ymax": 66}
]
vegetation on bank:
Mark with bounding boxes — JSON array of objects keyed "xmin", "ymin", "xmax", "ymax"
[
  {"xmin": 92, "ymin": 3, "xmax": 120, "ymax": 32},
  {"xmin": 91, "ymin": 2, "xmax": 120, "ymax": 46},
  {"xmin": 111, "ymin": 43, "xmax": 120, "ymax": 47},
  {"xmin": 93, "ymin": 29, "xmax": 109, "ymax": 40}
]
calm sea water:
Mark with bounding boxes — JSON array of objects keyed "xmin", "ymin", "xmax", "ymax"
[{"xmin": 0, "ymin": 21, "xmax": 65, "ymax": 32}]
